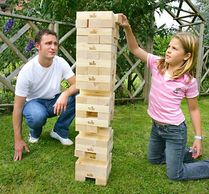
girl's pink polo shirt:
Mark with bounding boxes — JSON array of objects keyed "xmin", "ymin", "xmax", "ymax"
[{"xmin": 147, "ymin": 54, "xmax": 199, "ymax": 125}]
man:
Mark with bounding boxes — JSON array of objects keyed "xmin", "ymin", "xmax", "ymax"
[{"xmin": 13, "ymin": 29, "xmax": 78, "ymax": 161}]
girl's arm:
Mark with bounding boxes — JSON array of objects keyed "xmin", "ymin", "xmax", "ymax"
[
  {"xmin": 186, "ymin": 97, "xmax": 202, "ymax": 159},
  {"xmin": 120, "ymin": 14, "xmax": 148, "ymax": 63}
]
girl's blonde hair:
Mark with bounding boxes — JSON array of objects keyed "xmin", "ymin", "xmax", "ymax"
[{"xmin": 157, "ymin": 31, "xmax": 199, "ymax": 79}]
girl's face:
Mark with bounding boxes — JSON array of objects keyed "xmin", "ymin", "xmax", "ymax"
[{"xmin": 165, "ymin": 37, "xmax": 190, "ymax": 67}]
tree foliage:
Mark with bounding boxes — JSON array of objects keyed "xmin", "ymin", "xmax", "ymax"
[{"xmin": 31, "ymin": 0, "xmax": 170, "ymax": 42}]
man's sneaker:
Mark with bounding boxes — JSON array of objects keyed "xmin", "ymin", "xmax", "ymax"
[
  {"xmin": 50, "ymin": 129, "xmax": 73, "ymax": 146},
  {"xmin": 28, "ymin": 134, "xmax": 39, "ymax": 143}
]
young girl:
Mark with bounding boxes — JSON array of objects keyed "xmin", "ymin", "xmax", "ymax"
[{"xmin": 120, "ymin": 14, "xmax": 209, "ymax": 180}]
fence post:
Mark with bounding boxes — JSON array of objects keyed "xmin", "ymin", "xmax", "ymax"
[
  {"xmin": 143, "ymin": 10, "xmax": 154, "ymax": 103},
  {"xmin": 143, "ymin": 37, "xmax": 153, "ymax": 103},
  {"xmin": 196, "ymin": 23, "xmax": 205, "ymax": 91}
]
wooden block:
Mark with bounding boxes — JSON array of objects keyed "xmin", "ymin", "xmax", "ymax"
[
  {"xmin": 76, "ymin": 110, "xmax": 96, "ymax": 118},
  {"xmin": 97, "ymin": 65, "xmax": 115, "ymax": 76},
  {"xmin": 76, "ymin": 43, "xmax": 117, "ymax": 53},
  {"xmin": 76, "ymin": 50, "xmax": 99, "ymax": 60},
  {"xmin": 76, "ymin": 35, "xmax": 118, "ymax": 45},
  {"xmin": 77, "ymin": 35, "xmax": 117, "ymax": 45},
  {"xmin": 77, "ymin": 35, "xmax": 100, "ymax": 44},
  {"xmin": 99, "ymin": 52, "xmax": 116, "ymax": 60},
  {"xmin": 75, "ymin": 156, "xmax": 112, "ymax": 177},
  {"xmin": 77, "ymin": 28, "xmax": 115, "ymax": 37},
  {"xmin": 87, "ymin": 51, "xmax": 100, "ymax": 60},
  {"xmin": 98, "ymin": 112, "xmax": 109, "ymax": 120},
  {"xmin": 77, "ymin": 11, "xmax": 114, "ymax": 20},
  {"xmin": 75, "ymin": 165, "xmax": 111, "ymax": 186},
  {"xmin": 76, "ymin": 74, "xmax": 113, "ymax": 83},
  {"xmin": 76, "ymin": 19, "xmax": 88, "ymax": 28},
  {"xmin": 75, "ymin": 117, "xmax": 110, "ymax": 128},
  {"xmin": 75, "ymin": 150, "xmax": 112, "ymax": 161},
  {"xmin": 76, "ymin": 125, "xmax": 98, "ymax": 133},
  {"xmin": 76, "ymin": 50, "xmax": 116, "ymax": 60},
  {"xmin": 89, "ymin": 19, "xmax": 115, "ymax": 28},
  {"xmin": 114, "ymin": 13, "xmax": 123, "ymax": 24},
  {"xmin": 75, "ymin": 125, "xmax": 112, "ymax": 137},
  {"xmin": 76, "ymin": 82, "xmax": 114, "ymax": 92},
  {"xmin": 100, "ymin": 35, "xmax": 118, "ymax": 45},
  {"xmin": 76, "ymin": 72, "xmax": 115, "ymax": 91},
  {"xmin": 88, "ymin": 66, "xmax": 99, "ymax": 75},
  {"xmin": 76, "ymin": 66, "xmax": 88, "ymax": 75},
  {"xmin": 76, "ymin": 110, "xmax": 111, "ymax": 121},
  {"xmin": 76, "ymin": 95, "xmax": 114, "ymax": 114},
  {"xmin": 76, "ymin": 59, "xmax": 116, "ymax": 68},
  {"xmin": 75, "ymin": 130, "xmax": 113, "ymax": 160},
  {"xmin": 79, "ymin": 90, "xmax": 113, "ymax": 97},
  {"xmin": 75, "ymin": 149, "xmax": 112, "ymax": 162},
  {"xmin": 76, "ymin": 81, "xmax": 114, "ymax": 92},
  {"xmin": 77, "ymin": 66, "xmax": 111, "ymax": 76},
  {"xmin": 76, "ymin": 36, "xmax": 88, "ymax": 43},
  {"xmin": 76, "ymin": 94, "xmax": 114, "ymax": 106},
  {"xmin": 76, "ymin": 108, "xmax": 113, "ymax": 125},
  {"xmin": 75, "ymin": 93, "xmax": 115, "ymax": 121},
  {"xmin": 75, "ymin": 155, "xmax": 112, "ymax": 186},
  {"xmin": 88, "ymin": 35, "xmax": 100, "ymax": 44},
  {"xmin": 76, "ymin": 50, "xmax": 87, "ymax": 59},
  {"xmin": 75, "ymin": 132, "xmax": 114, "ymax": 162},
  {"xmin": 75, "ymin": 131, "xmax": 113, "ymax": 149}
]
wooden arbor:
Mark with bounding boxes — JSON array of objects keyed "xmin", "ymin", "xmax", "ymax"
[{"xmin": 0, "ymin": 0, "xmax": 208, "ymax": 107}]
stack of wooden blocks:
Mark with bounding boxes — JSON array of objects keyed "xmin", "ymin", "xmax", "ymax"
[{"xmin": 75, "ymin": 11, "xmax": 121, "ymax": 186}]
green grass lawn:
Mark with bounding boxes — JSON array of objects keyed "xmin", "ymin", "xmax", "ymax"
[{"xmin": 1, "ymin": 97, "xmax": 209, "ymax": 194}]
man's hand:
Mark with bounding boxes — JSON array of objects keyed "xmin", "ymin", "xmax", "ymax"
[
  {"xmin": 14, "ymin": 139, "xmax": 30, "ymax": 161},
  {"xmin": 53, "ymin": 92, "xmax": 68, "ymax": 115}
]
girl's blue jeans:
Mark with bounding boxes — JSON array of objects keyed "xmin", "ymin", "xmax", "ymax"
[
  {"xmin": 22, "ymin": 93, "xmax": 76, "ymax": 139},
  {"xmin": 148, "ymin": 121, "xmax": 209, "ymax": 180}
]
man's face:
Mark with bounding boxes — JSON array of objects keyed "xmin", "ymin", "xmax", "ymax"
[{"xmin": 35, "ymin": 34, "xmax": 58, "ymax": 59}]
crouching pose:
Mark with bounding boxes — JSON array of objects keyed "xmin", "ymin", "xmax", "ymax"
[{"xmin": 13, "ymin": 29, "xmax": 78, "ymax": 161}]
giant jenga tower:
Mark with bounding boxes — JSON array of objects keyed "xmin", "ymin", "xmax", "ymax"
[{"xmin": 75, "ymin": 11, "xmax": 121, "ymax": 186}]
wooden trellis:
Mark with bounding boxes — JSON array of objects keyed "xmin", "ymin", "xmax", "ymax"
[
  {"xmin": 200, "ymin": 46, "xmax": 209, "ymax": 94},
  {"xmin": 0, "ymin": 10, "xmax": 146, "ymax": 105},
  {"xmin": 0, "ymin": 10, "xmax": 75, "ymax": 91},
  {"xmin": 0, "ymin": 0, "xmax": 208, "ymax": 108}
]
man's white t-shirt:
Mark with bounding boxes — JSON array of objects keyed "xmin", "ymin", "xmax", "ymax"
[{"xmin": 15, "ymin": 55, "xmax": 74, "ymax": 101}]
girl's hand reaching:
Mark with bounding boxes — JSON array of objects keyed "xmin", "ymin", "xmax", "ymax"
[{"xmin": 118, "ymin": 14, "xmax": 130, "ymax": 28}]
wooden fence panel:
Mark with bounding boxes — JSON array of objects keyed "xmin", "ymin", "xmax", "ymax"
[{"xmin": 0, "ymin": 8, "xmax": 208, "ymax": 107}]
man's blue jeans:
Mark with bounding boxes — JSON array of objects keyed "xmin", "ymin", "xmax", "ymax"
[
  {"xmin": 148, "ymin": 121, "xmax": 209, "ymax": 180},
  {"xmin": 23, "ymin": 93, "xmax": 76, "ymax": 139}
]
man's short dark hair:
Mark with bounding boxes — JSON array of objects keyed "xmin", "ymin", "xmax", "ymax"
[{"xmin": 35, "ymin": 29, "xmax": 57, "ymax": 43}]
